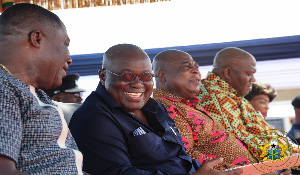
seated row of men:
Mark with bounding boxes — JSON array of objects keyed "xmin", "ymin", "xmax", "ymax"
[
  {"xmin": 0, "ymin": 3, "xmax": 297, "ymax": 175},
  {"xmin": 69, "ymin": 44, "xmax": 298, "ymax": 175}
]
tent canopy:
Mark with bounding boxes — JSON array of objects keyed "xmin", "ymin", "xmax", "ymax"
[{"xmin": 68, "ymin": 35, "xmax": 300, "ymax": 76}]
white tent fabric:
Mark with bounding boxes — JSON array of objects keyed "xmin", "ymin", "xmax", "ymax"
[{"xmin": 52, "ymin": 0, "xmax": 300, "ymax": 55}]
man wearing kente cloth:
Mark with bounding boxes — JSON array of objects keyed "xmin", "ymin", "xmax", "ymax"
[
  {"xmin": 152, "ymin": 50, "xmax": 258, "ymax": 171},
  {"xmin": 197, "ymin": 47, "xmax": 298, "ymax": 159}
]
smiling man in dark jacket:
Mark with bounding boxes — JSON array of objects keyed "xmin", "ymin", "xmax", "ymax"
[{"xmin": 69, "ymin": 44, "xmax": 242, "ymax": 175}]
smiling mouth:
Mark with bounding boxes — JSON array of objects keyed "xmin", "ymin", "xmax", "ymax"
[{"xmin": 125, "ymin": 92, "xmax": 143, "ymax": 99}]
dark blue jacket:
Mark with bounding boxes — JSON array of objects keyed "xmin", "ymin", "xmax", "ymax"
[
  {"xmin": 288, "ymin": 124, "xmax": 300, "ymax": 145},
  {"xmin": 69, "ymin": 83, "xmax": 200, "ymax": 175}
]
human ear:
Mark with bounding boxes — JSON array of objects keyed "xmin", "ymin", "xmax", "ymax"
[
  {"xmin": 30, "ymin": 30, "xmax": 43, "ymax": 48},
  {"xmin": 157, "ymin": 70, "xmax": 166, "ymax": 83},
  {"xmin": 98, "ymin": 69, "xmax": 106, "ymax": 86},
  {"xmin": 223, "ymin": 67, "xmax": 232, "ymax": 80}
]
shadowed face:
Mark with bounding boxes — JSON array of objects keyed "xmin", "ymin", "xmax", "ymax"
[
  {"xmin": 228, "ymin": 57, "xmax": 256, "ymax": 97},
  {"xmin": 101, "ymin": 51, "xmax": 154, "ymax": 112},
  {"xmin": 38, "ymin": 24, "xmax": 71, "ymax": 90},
  {"xmin": 163, "ymin": 52, "xmax": 201, "ymax": 100}
]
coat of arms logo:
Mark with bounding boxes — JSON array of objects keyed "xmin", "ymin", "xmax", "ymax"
[{"xmin": 259, "ymin": 139, "xmax": 288, "ymax": 163}]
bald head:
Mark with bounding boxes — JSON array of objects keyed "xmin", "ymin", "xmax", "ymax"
[
  {"xmin": 153, "ymin": 49, "xmax": 189, "ymax": 75},
  {"xmin": 0, "ymin": 3, "xmax": 65, "ymax": 65},
  {"xmin": 0, "ymin": 3, "xmax": 62, "ymax": 39},
  {"xmin": 153, "ymin": 49, "xmax": 201, "ymax": 99},
  {"xmin": 212, "ymin": 47, "xmax": 255, "ymax": 74},
  {"xmin": 0, "ymin": 3, "xmax": 71, "ymax": 91},
  {"xmin": 211, "ymin": 47, "xmax": 257, "ymax": 97},
  {"xmin": 102, "ymin": 44, "xmax": 150, "ymax": 70}
]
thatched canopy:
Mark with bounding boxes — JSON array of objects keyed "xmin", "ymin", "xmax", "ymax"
[{"xmin": 1, "ymin": 0, "xmax": 170, "ymax": 11}]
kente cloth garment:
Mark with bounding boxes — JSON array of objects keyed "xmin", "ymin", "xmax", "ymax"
[
  {"xmin": 197, "ymin": 72, "xmax": 295, "ymax": 157},
  {"xmin": 153, "ymin": 89, "xmax": 258, "ymax": 171}
]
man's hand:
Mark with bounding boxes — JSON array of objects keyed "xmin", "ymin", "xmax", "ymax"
[
  {"xmin": 191, "ymin": 158, "xmax": 243, "ymax": 175},
  {"xmin": 0, "ymin": 155, "xmax": 28, "ymax": 175}
]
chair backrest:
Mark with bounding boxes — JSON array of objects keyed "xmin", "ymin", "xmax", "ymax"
[{"xmin": 53, "ymin": 101, "xmax": 81, "ymax": 125}]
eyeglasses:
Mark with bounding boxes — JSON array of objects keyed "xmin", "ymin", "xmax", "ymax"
[{"xmin": 105, "ymin": 69, "xmax": 154, "ymax": 82}]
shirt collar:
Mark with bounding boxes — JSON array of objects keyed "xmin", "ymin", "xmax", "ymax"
[
  {"xmin": 153, "ymin": 88, "xmax": 199, "ymax": 106},
  {"xmin": 153, "ymin": 88, "xmax": 210, "ymax": 115},
  {"xmin": 95, "ymin": 82, "xmax": 168, "ymax": 134},
  {"xmin": 205, "ymin": 72, "xmax": 243, "ymax": 101},
  {"xmin": 94, "ymin": 82, "xmax": 121, "ymax": 111},
  {"xmin": 0, "ymin": 64, "xmax": 12, "ymax": 75}
]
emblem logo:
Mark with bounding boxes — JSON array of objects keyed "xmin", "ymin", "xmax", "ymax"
[
  {"xmin": 246, "ymin": 129, "xmax": 300, "ymax": 174},
  {"xmin": 259, "ymin": 139, "xmax": 288, "ymax": 163}
]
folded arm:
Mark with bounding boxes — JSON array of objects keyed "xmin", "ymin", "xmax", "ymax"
[{"xmin": 0, "ymin": 156, "xmax": 28, "ymax": 175}]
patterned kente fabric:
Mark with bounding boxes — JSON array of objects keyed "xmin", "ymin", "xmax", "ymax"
[
  {"xmin": 153, "ymin": 89, "xmax": 258, "ymax": 171},
  {"xmin": 197, "ymin": 72, "xmax": 296, "ymax": 158}
]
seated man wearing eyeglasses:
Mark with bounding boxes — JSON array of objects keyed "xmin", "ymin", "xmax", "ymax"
[{"xmin": 69, "ymin": 44, "xmax": 242, "ymax": 175}]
